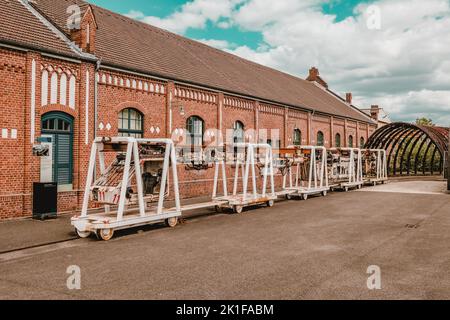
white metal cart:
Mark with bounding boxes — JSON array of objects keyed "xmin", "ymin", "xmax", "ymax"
[
  {"xmin": 278, "ymin": 146, "xmax": 330, "ymax": 200},
  {"xmin": 71, "ymin": 137, "xmax": 181, "ymax": 240},
  {"xmin": 214, "ymin": 143, "xmax": 277, "ymax": 213},
  {"xmin": 328, "ymin": 147, "xmax": 363, "ymax": 192},
  {"xmin": 362, "ymin": 149, "xmax": 388, "ymax": 186}
]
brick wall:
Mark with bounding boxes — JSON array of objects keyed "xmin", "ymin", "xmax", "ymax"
[{"xmin": 0, "ymin": 47, "xmax": 376, "ymax": 219}]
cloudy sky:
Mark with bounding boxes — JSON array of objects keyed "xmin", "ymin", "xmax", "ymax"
[{"xmin": 89, "ymin": 0, "xmax": 450, "ymax": 126}]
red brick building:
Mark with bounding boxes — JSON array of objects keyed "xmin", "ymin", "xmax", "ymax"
[{"xmin": 0, "ymin": 0, "xmax": 377, "ymax": 219}]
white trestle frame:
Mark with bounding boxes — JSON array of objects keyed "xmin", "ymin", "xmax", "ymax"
[
  {"xmin": 215, "ymin": 143, "xmax": 276, "ymax": 213},
  {"xmin": 176, "ymin": 145, "xmax": 230, "ymax": 212},
  {"xmin": 328, "ymin": 147, "xmax": 363, "ymax": 191},
  {"xmin": 280, "ymin": 145, "xmax": 330, "ymax": 200},
  {"xmin": 362, "ymin": 149, "xmax": 388, "ymax": 185},
  {"xmin": 71, "ymin": 137, "xmax": 181, "ymax": 240}
]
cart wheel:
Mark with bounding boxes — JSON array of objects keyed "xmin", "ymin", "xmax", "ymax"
[
  {"xmin": 321, "ymin": 190, "xmax": 327, "ymax": 197},
  {"xmin": 215, "ymin": 205, "xmax": 223, "ymax": 213},
  {"xmin": 76, "ymin": 229, "xmax": 91, "ymax": 239},
  {"xmin": 233, "ymin": 205, "xmax": 243, "ymax": 214},
  {"xmin": 357, "ymin": 184, "xmax": 362, "ymax": 189},
  {"xmin": 330, "ymin": 187, "xmax": 334, "ymax": 192},
  {"xmin": 344, "ymin": 186, "xmax": 349, "ymax": 192},
  {"xmin": 285, "ymin": 194, "xmax": 292, "ymax": 200},
  {"xmin": 165, "ymin": 217, "xmax": 178, "ymax": 228},
  {"xmin": 98, "ymin": 228, "xmax": 114, "ymax": 241},
  {"xmin": 302, "ymin": 194, "xmax": 308, "ymax": 200},
  {"xmin": 267, "ymin": 200, "xmax": 275, "ymax": 207}
]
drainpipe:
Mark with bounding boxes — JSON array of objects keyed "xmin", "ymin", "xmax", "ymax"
[{"xmin": 94, "ymin": 59, "xmax": 101, "ymax": 139}]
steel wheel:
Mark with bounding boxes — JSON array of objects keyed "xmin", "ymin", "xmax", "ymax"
[
  {"xmin": 76, "ymin": 229, "xmax": 91, "ymax": 239},
  {"xmin": 302, "ymin": 194, "xmax": 308, "ymax": 200},
  {"xmin": 344, "ymin": 186, "xmax": 349, "ymax": 192},
  {"xmin": 267, "ymin": 200, "xmax": 274, "ymax": 207},
  {"xmin": 321, "ymin": 190, "xmax": 327, "ymax": 197},
  {"xmin": 98, "ymin": 228, "xmax": 114, "ymax": 241},
  {"xmin": 285, "ymin": 194, "xmax": 292, "ymax": 200},
  {"xmin": 233, "ymin": 205, "xmax": 243, "ymax": 214},
  {"xmin": 165, "ymin": 217, "xmax": 178, "ymax": 228}
]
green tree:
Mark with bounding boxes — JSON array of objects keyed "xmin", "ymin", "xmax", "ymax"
[{"xmin": 415, "ymin": 117, "xmax": 434, "ymax": 126}]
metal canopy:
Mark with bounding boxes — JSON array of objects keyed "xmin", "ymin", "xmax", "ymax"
[{"xmin": 365, "ymin": 122, "xmax": 449, "ymax": 177}]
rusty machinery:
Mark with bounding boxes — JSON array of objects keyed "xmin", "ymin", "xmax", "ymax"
[
  {"xmin": 361, "ymin": 149, "xmax": 388, "ymax": 186},
  {"xmin": 275, "ymin": 146, "xmax": 329, "ymax": 200},
  {"xmin": 327, "ymin": 147, "xmax": 363, "ymax": 192}
]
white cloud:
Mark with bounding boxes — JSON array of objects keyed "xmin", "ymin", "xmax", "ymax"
[
  {"xmin": 226, "ymin": 0, "xmax": 450, "ymax": 125},
  {"xmin": 126, "ymin": 0, "xmax": 242, "ymax": 34},
  {"xmin": 197, "ymin": 39, "xmax": 236, "ymax": 50},
  {"xmin": 125, "ymin": 0, "xmax": 450, "ymax": 125}
]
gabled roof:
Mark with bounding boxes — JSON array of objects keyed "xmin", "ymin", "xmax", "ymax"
[
  {"xmin": 28, "ymin": 0, "xmax": 375, "ymax": 124},
  {"xmin": 0, "ymin": 0, "xmax": 91, "ymax": 59}
]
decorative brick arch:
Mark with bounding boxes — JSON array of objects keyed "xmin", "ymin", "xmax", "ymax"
[
  {"xmin": 41, "ymin": 104, "xmax": 77, "ymax": 118},
  {"xmin": 114, "ymin": 101, "xmax": 146, "ymax": 115}
]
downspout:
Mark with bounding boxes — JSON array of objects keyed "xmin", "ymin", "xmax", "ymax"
[{"xmin": 94, "ymin": 59, "xmax": 101, "ymax": 139}]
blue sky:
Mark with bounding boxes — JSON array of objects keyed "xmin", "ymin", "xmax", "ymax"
[{"xmin": 87, "ymin": 0, "xmax": 450, "ymax": 125}]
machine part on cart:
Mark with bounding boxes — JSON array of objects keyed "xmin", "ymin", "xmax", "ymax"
[
  {"xmin": 214, "ymin": 143, "xmax": 277, "ymax": 212},
  {"xmin": 276, "ymin": 146, "xmax": 329, "ymax": 200},
  {"xmin": 362, "ymin": 149, "xmax": 388, "ymax": 186},
  {"xmin": 327, "ymin": 147, "xmax": 363, "ymax": 191},
  {"xmin": 175, "ymin": 144, "xmax": 230, "ymax": 213},
  {"xmin": 71, "ymin": 137, "xmax": 181, "ymax": 241}
]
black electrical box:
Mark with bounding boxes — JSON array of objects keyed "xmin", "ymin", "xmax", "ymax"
[{"xmin": 33, "ymin": 182, "xmax": 58, "ymax": 220}]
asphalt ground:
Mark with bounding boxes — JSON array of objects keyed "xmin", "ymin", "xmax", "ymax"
[{"xmin": 1, "ymin": 180, "xmax": 449, "ymax": 299}]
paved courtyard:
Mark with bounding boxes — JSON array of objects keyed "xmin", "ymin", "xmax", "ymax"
[{"xmin": 1, "ymin": 180, "xmax": 449, "ymax": 299}]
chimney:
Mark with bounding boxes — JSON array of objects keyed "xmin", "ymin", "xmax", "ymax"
[
  {"xmin": 370, "ymin": 105, "xmax": 380, "ymax": 121},
  {"xmin": 306, "ymin": 67, "xmax": 328, "ymax": 88},
  {"xmin": 69, "ymin": 5, "xmax": 97, "ymax": 53},
  {"xmin": 345, "ymin": 93, "xmax": 352, "ymax": 104},
  {"xmin": 308, "ymin": 67, "xmax": 319, "ymax": 81}
]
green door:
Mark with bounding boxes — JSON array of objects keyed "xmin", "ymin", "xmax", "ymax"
[{"xmin": 41, "ymin": 112, "xmax": 73, "ymax": 185}]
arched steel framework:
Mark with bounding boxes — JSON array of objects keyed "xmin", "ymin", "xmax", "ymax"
[{"xmin": 366, "ymin": 122, "xmax": 449, "ymax": 176}]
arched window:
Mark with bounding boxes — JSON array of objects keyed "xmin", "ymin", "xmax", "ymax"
[
  {"xmin": 233, "ymin": 121, "xmax": 245, "ymax": 144},
  {"xmin": 335, "ymin": 133, "xmax": 341, "ymax": 148},
  {"xmin": 317, "ymin": 131, "xmax": 324, "ymax": 146},
  {"xmin": 293, "ymin": 129, "xmax": 301, "ymax": 146},
  {"xmin": 348, "ymin": 135, "xmax": 354, "ymax": 148},
  {"xmin": 186, "ymin": 116, "xmax": 204, "ymax": 146},
  {"xmin": 360, "ymin": 137, "xmax": 365, "ymax": 148},
  {"xmin": 118, "ymin": 108, "xmax": 144, "ymax": 138}
]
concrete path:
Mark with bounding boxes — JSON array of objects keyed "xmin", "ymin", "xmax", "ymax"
[
  {"xmin": 1, "ymin": 180, "xmax": 450, "ymax": 299},
  {"xmin": 358, "ymin": 180, "xmax": 447, "ymax": 195}
]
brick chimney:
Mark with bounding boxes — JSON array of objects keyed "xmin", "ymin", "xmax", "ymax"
[
  {"xmin": 345, "ymin": 93, "xmax": 352, "ymax": 104},
  {"xmin": 306, "ymin": 67, "xmax": 328, "ymax": 88},
  {"xmin": 69, "ymin": 5, "xmax": 97, "ymax": 53},
  {"xmin": 370, "ymin": 105, "xmax": 380, "ymax": 121}
]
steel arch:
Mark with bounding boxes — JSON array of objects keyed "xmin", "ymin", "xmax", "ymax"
[{"xmin": 366, "ymin": 122, "xmax": 449, "ymax": 177}]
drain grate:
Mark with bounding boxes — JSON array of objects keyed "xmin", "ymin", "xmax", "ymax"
[{"xmin": 405, "ymin": 223, "xmax": 420, "ymax": 229}]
